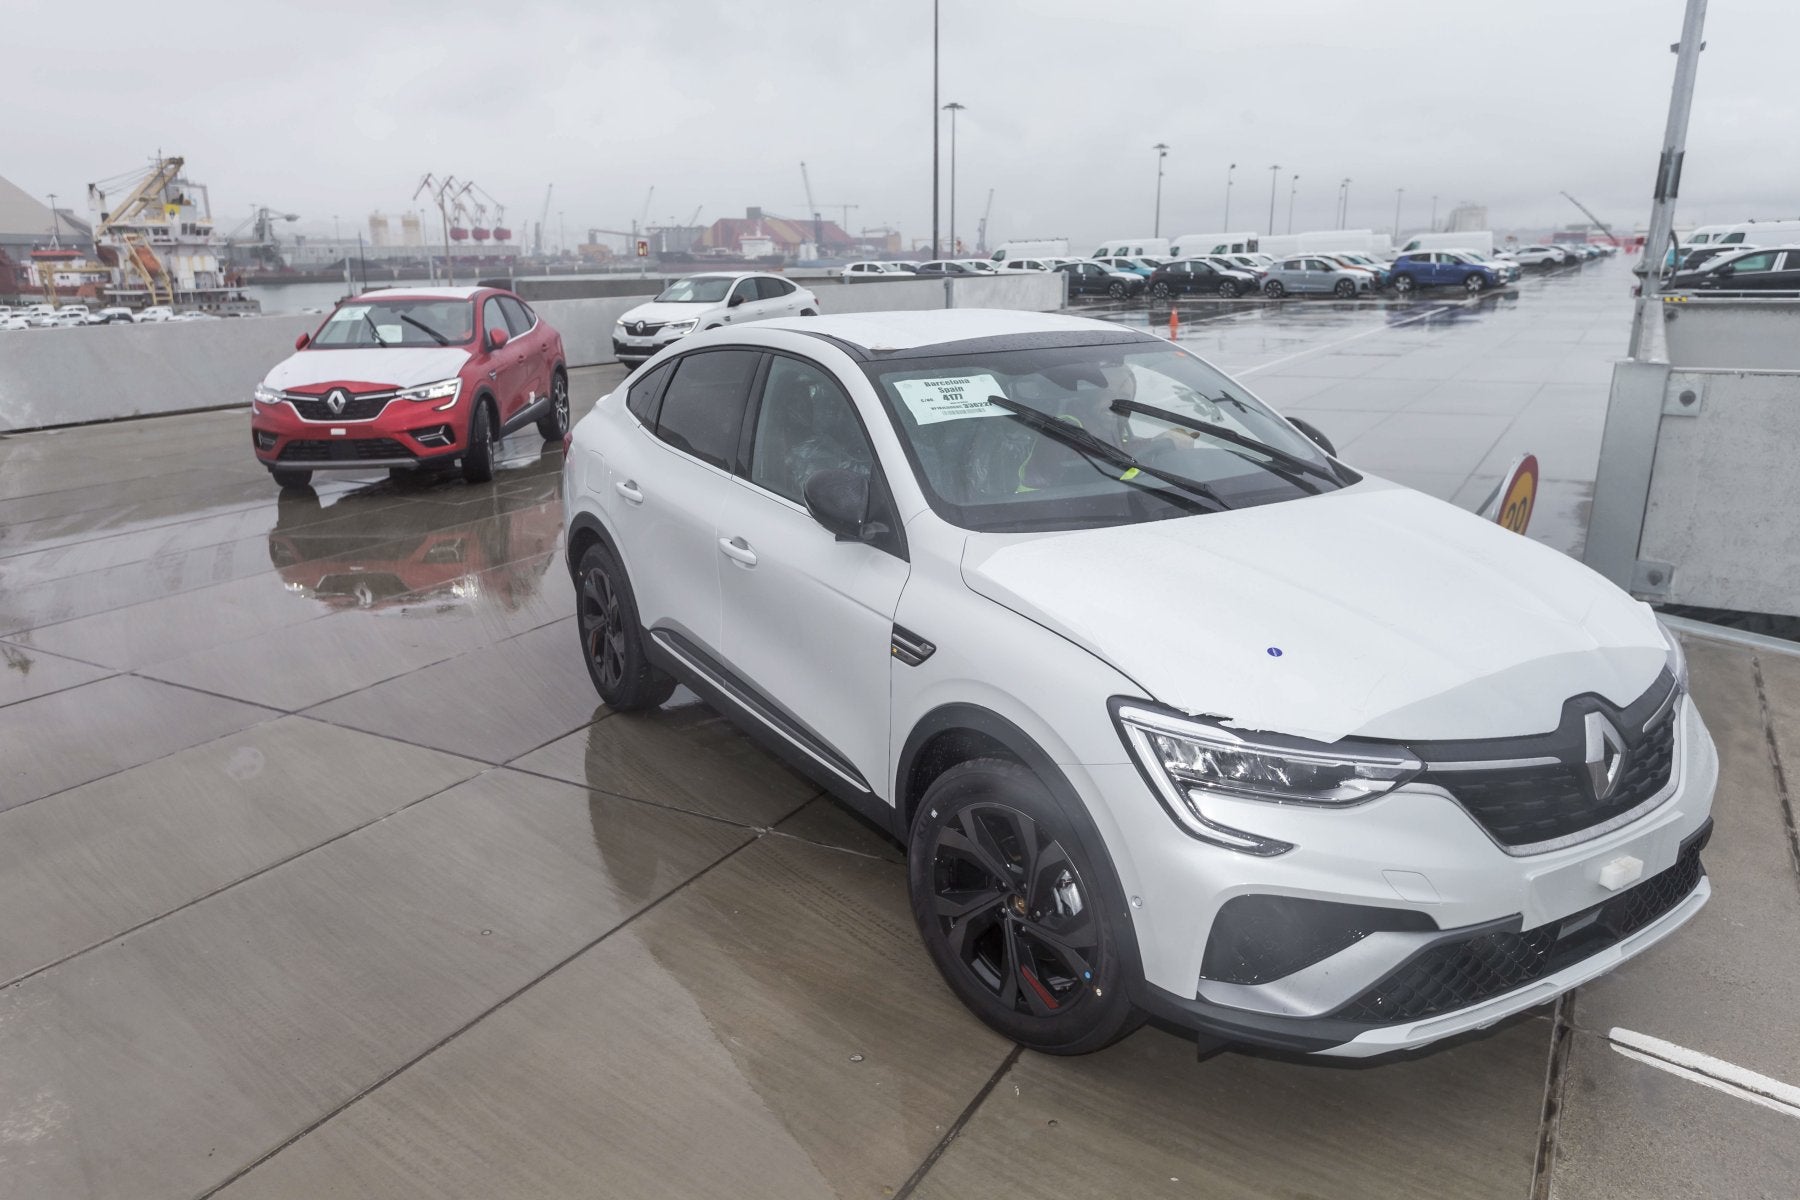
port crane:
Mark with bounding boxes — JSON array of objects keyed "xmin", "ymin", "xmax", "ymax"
[
  {"xmin": 535, "ymin": 183, "xmax": 553, "ymax": 255},
  {"xmin": 414, "ymin": 174, "xmax": 472, "ymax": 284},
  {"xmin": 88, "ymin": 156, "xmax": 186, "ymax": 307},
  {"xmin": 976, "ymin": 188, "xmax": 995, "ymax": 254},
  {"xmin": 800, "ymin": 162, "xmax": 823, "ymax": 250},
  {"xmin": 225, "ymin": 205, "xmax": 300, "ymax": 270},
  {"xmin": 1560, "ymin": 191, "xmax": 1621, "ymax": 247}
]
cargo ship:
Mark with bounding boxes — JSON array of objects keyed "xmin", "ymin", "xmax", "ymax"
[{"xmin": 87, "ymin": 156, "xmax": 260, "ymax": 316}]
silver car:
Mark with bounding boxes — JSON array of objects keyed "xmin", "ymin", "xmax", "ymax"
[{"xmin": 1262, "ymin": 255, "xmax": 1376, "ymax": 299}]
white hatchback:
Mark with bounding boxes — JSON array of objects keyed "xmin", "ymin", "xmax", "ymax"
[
  {"xmin": 613, "ymin": 272, "xmax": 820, "ymax": 366},
  {"xmin": 563, "ymin": 309, "xmax": 1717, "ymax": 1060}
]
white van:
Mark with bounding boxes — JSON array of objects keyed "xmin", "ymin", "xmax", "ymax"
[
  {"xmin": 1396, "ymin": 230, "xmax": 1496, "ymax": 257},
  {"xmin": 990, "ymin": 238, "xmax": 1070, "ymax": 262},
  {"xmin": 1168, "ymin": 231, "xmax": 1260, "ymax": 258},
  {"xmin": 1707, "ymin": 219, "xmax": 1800, "ymax": 248},
  {"xmin": 1091, "ymin": 237, "xmax": 1170, "ymax": 259}
]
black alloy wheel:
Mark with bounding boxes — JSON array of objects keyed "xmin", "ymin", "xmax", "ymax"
[
  {"xmin": 1334, "ymin": 277, "xmax": 1357, "ymax": 298},
  {"xmin": 1108, "ymin": 281, "xmax": 1127, "ymax": 299},
  {"xmin": 1264, "ymin": 279, "xmax": 1286, "ymax": 298},
  {"xmin": 910, "ymin": 759, "xmax": 1145, "ymax": 1054},
  {"xmin": 537, "ymin": 370, "xmax": 570, "ymax": 440},
  {"xmin": 1151, "ymin": 281, "xmax": 1171, "ymax": 300},
  {"xmin": 575, "ymin": 542, "xmax": 675, "ymax": 709},
  {"xmin": 1219, "ymin": 280, "xmax": 1240, "ymax": 298}
]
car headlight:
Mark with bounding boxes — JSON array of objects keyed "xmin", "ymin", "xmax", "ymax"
[
  {"xmin": 1657, "ymin": 617, "xmax": 1689, "ymax": 691},
  {"xmin": 663, "ymin": 319, "xmax": 698, "ymax": 334},
  {"xmin": 397, "ymin": 378, "xmax": 461, "ymax": 410},
  {"xmin": 1112, "ymin": 701, "xmax": 1422, "ymax": 855},
  {"xmin": 253, "ymin": 383, "xmax": 281, "ymax": 407}
]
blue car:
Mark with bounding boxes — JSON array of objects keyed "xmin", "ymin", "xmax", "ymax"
[{"xmin": 1386, "ymin": 251, "xmax": 1508, "ymax": 294}]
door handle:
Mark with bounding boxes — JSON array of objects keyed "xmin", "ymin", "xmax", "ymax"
[
  {"xmin": 614, "ymin": 480, "xmax": 643, "ymax": 504},
  {"xmin": 717, "ymin": 536, "xmax": 758, "ymax": 566}
]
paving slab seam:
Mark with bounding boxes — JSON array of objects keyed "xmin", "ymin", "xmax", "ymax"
[
  {"xmin": 190, "ymin": 833, "xmax": 763, "ymax": 1200},
  {"xmin": 495, "ymin": 759, "xmax": 827, "ymax": 839},
  {"xmin": 1607, "ymin": 1027, "xmax": 1800, "ymax": 1121},
  {"xmin": 0, "ymin": 734, "xmax": 487, "ymax": 992},
  {"xmin": 765, "ymin": 823, "xmax": 905, "ymax": 864},
  {"xmin": 1751, "ymin": 657, "xmax": 1800, "ymax": 891},
  {"xmin": 891, "ymin": 1043, "xmax": 1024, "ymax": 1200},
  {"xmin": 0, "ymin": 643, "xmax": 124, "ymax": 711},
  {"xmin": 1528, "ymin": 991, "xmax": 1577, "ymax": 1200}
]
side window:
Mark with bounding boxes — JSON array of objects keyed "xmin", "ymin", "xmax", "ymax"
[
  {"xmin": 729, "ymin": 278, "xmax": 758, "ymax": 305},
  {"xmin": 1782, "ymin": 251, "xmax": 1800, "ymax": 271},
  {"xmin": 653, "ymin": 350, "xmax": 760, "ymax": 469},
  {"xmin": 748, "ymin": 356, "xmax": 874, "ymax": 504},
  {"xmin": 482, "ymin": 296, "xmax": 508, "ymax": 340},
  {"xmin": 1731, "ymin": 251, "xmax": 1777, "ymax": 272},
  {"xmin": 499, "ymin": 296, "xmax": 535, "ymax": 336},
  {"xmin": 756, "ymin": 277, "xmax": 792, "ymax": 300},
  {"xmin": 626, "ymin": 362, "xmax": 671, "ymax": 425}
]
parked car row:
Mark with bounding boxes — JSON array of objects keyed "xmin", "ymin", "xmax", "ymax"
[
  {"xmin": 0, "ymin": 303, "xmax": 210, "ymax": 328},
  {"xmin": 1664, "ymin": 243, "xmax": 1800, "ymax": 293}
]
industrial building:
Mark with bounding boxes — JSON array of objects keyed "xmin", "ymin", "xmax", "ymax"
[{"xmin": 699, "ymin": 207, "xmax": 858, "ymax": 259}]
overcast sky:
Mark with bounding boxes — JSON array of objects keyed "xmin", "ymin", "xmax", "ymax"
[{"xmin": 8, "ymin": 0, "xmax": 1796, "ymax": 250}]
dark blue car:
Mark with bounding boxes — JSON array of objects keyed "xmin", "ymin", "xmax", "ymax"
[{"xmin": 1386, "ymin": 251, "xmax": 1506, "ymax": 294}]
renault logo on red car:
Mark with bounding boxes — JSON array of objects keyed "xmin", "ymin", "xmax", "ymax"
[{"xmin": 325, "ymin": 388, "xmax": 349, "ymax": 415}]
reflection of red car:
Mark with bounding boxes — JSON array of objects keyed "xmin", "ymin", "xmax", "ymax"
[
  {"xmin": 268, "ymin": 476, "xmax": 561, "ymax": 610},
  {"xmin": 251, "ymin": 286, "xmax": 568, "ymax": 490}
]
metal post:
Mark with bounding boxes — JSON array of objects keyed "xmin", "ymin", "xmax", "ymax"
[
  {"xmin": 1267, "ymin": 165, "xmax": 1280, "ymax": 236},
  {"xmin": 46, "ymin": 193, "xmax": 59, "ymax": 246},
  {"xmin": 1223, "ymin": 163, "xmax": 1236, "ymax": 230},
  {"xmin": 943, "ymin": 102, "xmax": 964, "ymax": 256},
  {"xmin": 1153, "ymin": 143, "xmax": 1169, "ymax": 237},
  {"xmin": 1628, "ymin": 0, "xmax": 1708, "ymax": 360},
  {"xmin": 1393, "ymin": 188, "xmax": 1404, "ymax": 240},
  {"xmin": 931, "ymin": 0, "xmax": 940, "ymax": 260},
  {"xmin": 1430, "ymin": 194, "xmax": 1439, "ymax": 232},
  {"xmin": 1287, "ymin": 174, "xmax": 1299, "ymax": 234}
]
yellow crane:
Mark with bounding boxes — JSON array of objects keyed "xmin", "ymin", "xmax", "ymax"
[{"xmin": 88, "ymin": 157, "xmax": 184, "ymax": 307}]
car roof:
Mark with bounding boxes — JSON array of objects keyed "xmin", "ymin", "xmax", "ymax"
[
  {"xmin": 349, "ymin": 285, "xmax": 487, "ymax": 301},
  {"xmin": 755, "ymin": 308, "xmax": 1138, "ymax": 353}
]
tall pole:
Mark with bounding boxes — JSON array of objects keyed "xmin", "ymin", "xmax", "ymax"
[
  {"xmin": 1153, "ymin": 143, "xmax": 1169, "ymax": 237},
  {"xmin": 931, "ymin": 0, "xmax": 940, "ymax": 259},
  {"xmin": 943, "ymin": 102, "xmax": 964, "ymax": 255},
  {"xmin": 1266, "ymin": 165, "xmax": 1281, "ymax": 236},
  {"xmin": 1628, "ymin": 0, "xmax": 1708, "ymax": 360},
  {"xmin": 1287, "ymin": 174, "xmax": 1299, "ymax": 234},
  {"xmin": 1339, "ymin": 178, "xmax": 1352, "ymax": 229},
  {"xmin": 1393, "ymin": 187, "xmax": 1405, "ymax": 240},
  {"xmin": 46, "ymin": 193, "xmax": 59, "ymax": 246},
  {"xmin": 1223, "ymin": 163, "xmax": 1236, "ymax": 230},
  {"xmin": 1430, "ymin": 194, "xmax": 1439, "ymax": 231}
]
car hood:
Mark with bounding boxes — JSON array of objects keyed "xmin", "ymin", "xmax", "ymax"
[
  {"xmin": 617, "ymin": 300, "xmax": 718, "ymax": 324},
  {"xmin": 958, "ymin": 478, "xmax": 1667, "ymax": 744},
  {"xmin": 265, "ymin": 346, "xmax": 470, "ymax": 391}
]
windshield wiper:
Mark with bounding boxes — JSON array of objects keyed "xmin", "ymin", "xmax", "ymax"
[
  {"xmin": 983, "ymin": 395, "xmax": 1229, "ymax": 511},
  {"xmin": 400, "ymin": 313, "xmax": 450, "ymax": 345},
  {"xmin": 1109, "ymin": 398, "xmax": 1340, "ymax": 491},
  {"xmin": 360, "ymin": 312, "xmax": 391, "ymax": 347}
]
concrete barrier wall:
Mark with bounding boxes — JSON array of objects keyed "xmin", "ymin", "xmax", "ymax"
[
  {"xmin": 1659, "ymin": 296, "xmax": 1800, "ymax": 370},
  {"xmin": 0, "ymin": 271, "xmax": 1070, "ymax": 432},
  {"xmin": 0, "ymin": 316, "xmax": 319, "ymax": 433}
]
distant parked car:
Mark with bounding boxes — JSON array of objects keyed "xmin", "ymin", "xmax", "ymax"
[
  {"xmin": 137, "ymin": 305, "xmax": 176, "ymax": 322},
  {"xmin": 1261, "ymin": 256, "xmax": 1376, "ymax": 298},
  {"xmin": 1447, "ymin": 250, "xmax": 1521, "ymax": 284},
  {"xmin": 1668, "ymin": 244, "xmax": 1746, "ymax": 275},
  {"xmin": 997, "ymin": 257, "xmax": 1055, "ymax": 272},
  {"xmin": 1055, "ymin": 260, "xmax": 1147, "ymax": 299},
  {"xmin": 842, "ymin": 261, "xmax": 916, "ymax": 283},
  {"xmin": 1509, "ymin": 246, "xmax": 1571, "ymax": 269},
  {"xmin": 1385, "ymin": 252, "xmax": 1502, "ymax": 294},
  {"xmin": 32, "ymin": 307, "xmax": 91, "ymax": 327},
  {"xmin": 955, "ymin": 259, "xmax": 1000, "ymax": 274},
  {"xmin": 0, "ymin": 315, "xmax": 30, "ymax": 332},
  {"xmin": 1667, "ymin": 245, "xmax": 1800, "ymax": 292},
  {"xmin": 169, "ymin": 311, "xmax": 220, "ymax": 321},
  {"xmin": 614, "ymin": 272, "xmax": 820, "ymax": 366},
  {"xmin": 90, "ymin": 307, "xmax": 138, "ymax": 324},
  {"xmin": 1093, "ymin": 256, "xmax": 1157, "ymax": 277},
  {"xmin": 915, "ymin": 260, "xmax": 981, "ymax": 277},
  {"xmin": 1146, "ymin": 257, "xmax": 1260, "ymax": 299}
]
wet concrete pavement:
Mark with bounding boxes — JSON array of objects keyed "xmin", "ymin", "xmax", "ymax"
[{"xmin": 2, "ymin": 264, "xmax": 1797, "ymax": 1198}]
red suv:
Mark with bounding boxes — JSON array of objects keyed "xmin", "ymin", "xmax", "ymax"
[{"xmin": 251, "ymin": 286, "xmax": 568, "ymax": 489}]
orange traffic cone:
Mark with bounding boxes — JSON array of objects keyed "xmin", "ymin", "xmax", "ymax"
[{"xmin": 1168, "ymin": 306, "xmax": 1179, "ymax": 340}]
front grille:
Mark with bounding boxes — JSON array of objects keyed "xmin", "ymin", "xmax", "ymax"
[
  {"xmin": 1431, "ymin": 706, "xmax": 1676, "ymax": 849},
  {"xmin": 1334, "ymin": 824, "xmax": 1709, "ymax": 1026},
  {"xmin": 285, "ymin": 390, "xmax": 396, "ymax": 421},
  {"xmin": 623, "ymin": 321, "xmax": 666, "ymax": 336},
  {"xmin": 279, "ymin": 438, "xmax": 411, "ymax": 463}
]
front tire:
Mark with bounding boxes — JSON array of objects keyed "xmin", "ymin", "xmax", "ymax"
[
  {"xmin": 1463, "ymin": 273, "xmax": 1486, "ymax": 294},
  {"xmin": 270, "ymin": 467, "xmax": 312, "ymax": 490},
  {"xmin": 1108, "ymin": 281, "xmax": 1127, "ymax": 299},
  {"xmin": 1151, "ymin": 281, "xmax": 1171, "ymax": 300},
  {"xmin": 1264, "ymin": 279, "xmax": 1286, "ymax": 298},
  {"xmin": 537, "ymin": 370, "xmax": 570, "ymax": 440},
  {"xmin": 1219, "ymin": 280, "xmax": 1241, "ymax": 298},
  {"xmin": 909, "ymin": 758, "xmax": 1145, "ymax": 1055},
  {"xmin": 575, "ymin": 542, "xmax": 676, "ymax": 710},
  {"xmin": 1392, "ymin": 273, "xmax": 1416, "ymax": 294},
  {"xmin": 461, "ymin": 400, "xmax": 497, "ymax": 484},
  {"xmin": 1334, "ymin": 278, "xmax": 1357, "ymax": 298}
]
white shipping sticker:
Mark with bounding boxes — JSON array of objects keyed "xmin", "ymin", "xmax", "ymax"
[
  {"xmin": 327, "ymin": 305, "xmax": 370, "ymax": 323},
  {"xmin": 894, "ymin": 374, "xmax": 1006, "ymax": 425}
]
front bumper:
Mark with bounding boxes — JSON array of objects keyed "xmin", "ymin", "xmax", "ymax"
[
  {"xmin": 1088, "ymin": 695, "xmax": 1719, "ymax": 1057},
  {"xmin": 613, "ymin": 330, "xmax": 689, "ymax": 360},
  {"xmin": 251, "ymin": 395, "xmax": 465, "ymax": 473}
]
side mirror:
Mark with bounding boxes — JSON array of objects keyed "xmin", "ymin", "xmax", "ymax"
[
  {"xmin": 1289, "ymin": 417, "xmax": 1337, "ymax": 457},
  {"xmin": 802, "ymin": 469, "xmax": 871, "ymax": 541},
  {"xmin": 728, "ymin": 293, "xmax": 747, "ymax": 308},
  {"xmin": 488, "ymin": 326, "xmax": 509, "ymax": 350},
  {"xmin": 294, "ymin": 332, "xmax": 310, "ymax": 350}
]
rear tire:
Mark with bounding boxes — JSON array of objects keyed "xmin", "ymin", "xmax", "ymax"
[
  {"xmin": 1464, "ymin": 273, "xmax": 1486, "ymax": 294},
  {"xmin": 1218, "ymin": 280, "xmax": 1240, "ymax": 298},
  {"xmin": 1264, "ymin": 279, "xmax": 1286, "ymax": 298},
  {"xmin": 1151, "ymin": 281, "xmax": 1171, "ymax": 300},
  {"xmin": 909, "ymin": 758, "xmax": 1147, "ymax": 1056},
  {"xmin": 271, "ymin": 467, "xmax": 312, "ymax": 490},
  {"xmin": 575, "ymin": 542, "xmax": 676, "ymax": 710},
  {"xmin": 461, "ymin": 400, "xmax": 497, "ymax": 484},
  {"xmin": 537, "ymin": 370, "xmax": 570, "ymax": 440},
  {"xmin": 1108, "ymin": 281, "xmax": 1127, "ymax": 299},
  {"xmin": 1392, "ymin": 274, "xmax": 1416, "ymax": 294},
  {"xmin": 1334, "ymin": 278, "xmax": 1356, "ymax": 298}
]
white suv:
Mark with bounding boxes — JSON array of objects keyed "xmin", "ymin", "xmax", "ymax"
[
  {"xmin": 563, "ymin": 309, "xmax": 1717, "ymax": 1059},
  {"xmin": 612, "ymin": 272, "xmax": 820, "ymax": 367}
]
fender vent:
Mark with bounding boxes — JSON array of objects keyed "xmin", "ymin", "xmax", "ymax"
[{"xmin": 891, "ymin": 625, "xmax": 935, "ymax": 667}]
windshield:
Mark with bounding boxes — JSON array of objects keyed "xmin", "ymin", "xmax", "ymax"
[
  {"xmin": 862, "ymin": 340, "xmax": 1348, "ymax": 533},
  {"xmin": 311, "ymin": 298, "xmax": 473, "ymax": 348},
  {"xmin": 655, "ymin": 277, "xmax": 734, "ymax": 303}
]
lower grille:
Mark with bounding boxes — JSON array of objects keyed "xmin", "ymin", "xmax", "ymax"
[
  {"xmin": 279, "ymin": 438, "xmax": 411, "ymax": 463},
  {"xmin": 1333, "ymin": 823, "xmax": 1710, "ymax": 1026}
]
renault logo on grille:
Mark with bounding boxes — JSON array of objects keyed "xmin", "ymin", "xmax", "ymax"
[
  {"xmin": 1583, "ymin": 711, "xmax": 1628, "ymax": 800},
  {"xmin": 325, "ymin": 388, "xmax": 349, "ymax": 415},
  {"xmin": 632, "ymin": 321, "xmax": 646, "ymax": 335}
]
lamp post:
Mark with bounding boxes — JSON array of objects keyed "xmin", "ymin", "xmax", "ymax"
[
  {"xmin": 943, "ymin": 101, "xmax": 965, "ymax": 255},
  {"xmin": 1153, "ymin": 143, "xmax": 1169, "ymax": 237},
  {"xmin": 46, "ymin": 192, "xmax": 60, "ymax": 246},
  {"xmin": 1393, "ymin": 187, "xmax": 1405, "ymax": 239},
  {"xmin": 931, "ymin": 0, "xmax": 940, "ymax": 259},
  {"xmin": 1267, "ymin": 165, "xmax": 1280, "ymax": 236},
  {"xmin": 1431, "ymin": 194, "xmax": 1440, "ymax": 232},
  {"xmin": 1338, "ymin": 178, "xmax": 1352, "ymax": 229},
  {"xmin": 1223, "ymin": 163, "xmax": 1236, "ymax": 229},
  {"xmin": 1287, "ymin": 174, "xmax": 1299, "ymax": 234}
]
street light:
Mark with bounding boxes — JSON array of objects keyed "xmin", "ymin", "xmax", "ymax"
[
  {"xmin": 931, "ymin": 0, "xmax": 940, "ymax": 259},
  {"xmin": 1338, "ymin": 178, "xmax": 1352, "ymax": 229},
  {"xmin": 1267, "ymin": 165, "xmax": 1281, "ymax": 236},
  {"xmin": 1393, "ymin": 188, "xmax": 1405, "ymax": 239},
  {"xmin": 1153, "ymin": 143, "xmax": 1170, "ymax": 237},
  {"xmin": 943, "ymin": 101, "xmax": 966, "ymax": 255},
  {"xmin": 1287, "ymin": 174, "xmax": 1300, "ymax": 234},
  {"xmin": 1431, "ymin": 194, "xmax": 1440, "ymax": 232},
  {"xmin": 1223, "ymin": 162, "xmax": 1237, "ymax": 229}
]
